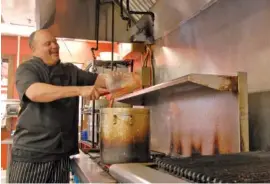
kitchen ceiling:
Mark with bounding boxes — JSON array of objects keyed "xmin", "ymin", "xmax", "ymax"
[{"xmin": 1, "ymin": 0, "xmax": 36, "ymax": 27}]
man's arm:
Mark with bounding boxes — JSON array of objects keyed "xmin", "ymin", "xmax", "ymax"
[
  {"xmin": 25, "ymin": 83, "xmax": 80, "ymax": 102},
  {"xmin": 16, "ymin": 64, "xmax": 105, "ymax": 103},
  {"xmin": 25, "ymin": 83, "xmax": 107, "ymax": 102}
]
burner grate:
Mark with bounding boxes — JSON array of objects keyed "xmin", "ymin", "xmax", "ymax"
[{"xmin": 155, "ymin": 152, "xmax": 270, "ymax": 183}]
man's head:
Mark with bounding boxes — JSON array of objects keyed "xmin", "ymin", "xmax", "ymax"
[{"xmin": 29, "ymin": 29, "xmax": 60, "ymax": 66}]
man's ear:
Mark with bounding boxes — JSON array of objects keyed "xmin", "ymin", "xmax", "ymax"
[{"xmin": 31, "ymin": 45, "xmax": 36, "ymax": 52}]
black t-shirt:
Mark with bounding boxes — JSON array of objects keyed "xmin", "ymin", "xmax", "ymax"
[{"xmin": 12, "ymin": 57, "xmax": 98, "ymax": 162}]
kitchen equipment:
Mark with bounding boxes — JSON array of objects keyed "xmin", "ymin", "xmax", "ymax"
[
  {"xmin": 87, "ymin": 99, "xmax": 132, "ymax": 109},
  {"xmin": 87, "ymin": 99, "xmax": 132, "ymax": 146},
  {"xmin": 100, "ymin": 108, "xmax": 150, "ymax": 164},
  {"xmin": 155, "ymin": 151, "xmax": 270, "ymax": 183},
  {"xmin": 109, "ymin": 163, "xmax": 186, "ymax": 183}
]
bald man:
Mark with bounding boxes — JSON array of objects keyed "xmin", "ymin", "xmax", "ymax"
[{"xmin": 9, "ymin": 29, "xmax": 108, "ymax": 183}]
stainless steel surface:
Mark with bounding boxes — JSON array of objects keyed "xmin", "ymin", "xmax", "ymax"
[
  {"xmin": 147, "ymin": 0, "xmax": 217, "ymax": 39},
  {"xmin": 249, "ymin": 91, "xmax": 270, "ymax": 151},
  {"xmin": 36, "ymin": 0, "xmax": 107, "ymax": 40},
  {"xmin": 36, "ymin": 0, "xmax": 131, "ymax": 42},
  {"xmin": 87, "ymin": 99, "xmax": 132, "ymax": 108},
  {"xmin": 71, "ymin": 150, "xmax": 116, "ymax": 183},
  {"xmin": 116, "ymin": 73, "xmax": 245, "ymax": 156},
  {"xmin": 151, "ymin": 0, "xmax": 270, "ymax": 152},
  {"xmin": 87, "ymin": 113, "xmax": 99, "ymax": 144},
  {"xmin": 109, "ymin": 163, "xmax": 187, "ymax": 183},
  {"xmin": 100, "ymin": 108, "xmax": 150, "ymax": 164},
  {"xmin": 151, "ymin": 88, "xmax": 241, "ymax": 156},
  {"xmin": 153, "ymin": 0, "xmax": 270, "ymax": 93},
  {"xmin": 116, "ymin": 73, "xmax": 238, "ymax": 105},
  {"xmin": 35, "ymin": 0, "xmax": 216, "ymax": 42},
  {"xmin": 85, "ymin": 99, "xmax": 132, "ymax": 144}
]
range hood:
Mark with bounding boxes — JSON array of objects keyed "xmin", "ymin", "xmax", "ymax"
[
  {"xmin": 35, "ymin": 0, "xmax": 107, "ymax": 41},
  {"xmin": 35, "ymin": 0, "xmax": 217, "ymax": 42}
]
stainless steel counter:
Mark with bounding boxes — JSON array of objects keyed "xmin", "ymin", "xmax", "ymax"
[
  {"xmin": 70, "ymin": 151, "xmax": 116, "ymax": 183},
  {"xmin": 109, "ymin": 163, "xmax": 187, "ymax": 183}
]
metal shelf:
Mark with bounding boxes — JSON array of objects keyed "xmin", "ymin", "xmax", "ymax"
[{"xmin": 116, "ymin": 73, "xmax": 238, "ymax": 105}]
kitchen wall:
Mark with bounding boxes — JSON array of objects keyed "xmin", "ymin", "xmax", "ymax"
[
  {"xmin": 153, "ymin": 0, "xmax": 270, "ymax": 92},
  {"xmin": 150, "ymin": 0, "xmax": 270, "ymax": 152}
]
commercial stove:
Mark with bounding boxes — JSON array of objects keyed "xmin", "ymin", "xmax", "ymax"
[{"xmin": 79, "ymin": 150, "xmax": 270, "ymax": 183}]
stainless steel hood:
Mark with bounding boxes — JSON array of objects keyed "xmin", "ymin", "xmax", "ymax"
[
  {"xmin": 35, "ymin": 0, "xmax": 104, "ymax": 40},
  {"xmin": 35, "ymin": 0, "xmax": 217, "ymax": 42}
]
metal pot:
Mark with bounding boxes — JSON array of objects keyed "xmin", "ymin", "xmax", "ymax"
[
  {"xmin": 86, "ymin": 100, "xmax": 131, "ymax": 148},
  {"xmin": 100, "ymin": 108, "xmax": 150, "ymax": 164},
  {"xmin": 88, "ymin": 99, "xmax": 132, "ymax": 108}
]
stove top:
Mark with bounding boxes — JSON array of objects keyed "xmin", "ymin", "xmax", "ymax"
[{"xmin": 86, "ymin": 150, "xmax": 270, "ymax": 183}]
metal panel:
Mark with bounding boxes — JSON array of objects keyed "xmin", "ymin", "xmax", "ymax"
[
  {"xmin": 36, "ymin": 0, "xmax": 97, "ymax": 39},
  {"xmin": 249, "ymin": 91, "xmax": 270, "ymax": 151},
  {"xmin": 109, "ymin": 163, "xmax": 187, "ymax": 183},
  {"xmin": 34, "ymin": 0, "xmax": 216, "ymax": 41},
  {"xmin": 151, "ymin": 0, "xmax": 270, "ymax": 152},
  {"xmin": 153, "ymin": 0, "xmax": 270, "ymax": 92},
  {"xmin": 149, "ymin": 87, "xmax": 240, "ymax": 156},
  {"xmin": 35, "ymin": 0, "xmax": 130, "ymax": 41},
  {"xmin": 144, "ymin": 0, "xmax": 216, "ymax": 39},
  {"xmin": 71, "ymin": 151, "xmax": 116, "ymax": 183}
]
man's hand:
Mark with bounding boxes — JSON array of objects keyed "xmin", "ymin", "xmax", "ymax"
[{"xmin": 79, "ymin": 86, "xmax": 109, "ymax": 100}]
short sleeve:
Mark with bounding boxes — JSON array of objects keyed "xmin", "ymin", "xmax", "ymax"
[
  {"xmin": 16, "ymin": 64, "xmax": 41, "ymax": 101},
  {"xmin": 70, "ymin": 65, "xmax": 98, "ymax": 86}
]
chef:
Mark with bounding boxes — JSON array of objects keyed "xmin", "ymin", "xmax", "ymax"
[{"xmin": 9, "ymin": 29, "xmax": 109, "ymax": 183}]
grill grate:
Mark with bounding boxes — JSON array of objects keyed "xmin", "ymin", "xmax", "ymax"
[{"xmin": 155, "ymin": 152, "xmax": 270, "ymax": 183}]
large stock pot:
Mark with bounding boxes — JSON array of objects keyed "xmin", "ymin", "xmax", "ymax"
[{"xmin": 100, "ymin": 108, "xmax": 150, "ymax": 164}]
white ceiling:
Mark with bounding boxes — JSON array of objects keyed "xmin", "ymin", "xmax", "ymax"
[{"xmin": 1, "ymin": 0, "xmax": 36, "ymax": 27}]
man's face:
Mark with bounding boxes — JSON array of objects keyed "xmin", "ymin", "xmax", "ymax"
[{"xmin": 33, "ymin": 30, "xmax": 60, "ymax": 65}]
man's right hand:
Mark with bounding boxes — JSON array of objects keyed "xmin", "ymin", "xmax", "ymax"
[{"xmin": 79, "ymin": 86, "xmax": 109, "ymax": 100}]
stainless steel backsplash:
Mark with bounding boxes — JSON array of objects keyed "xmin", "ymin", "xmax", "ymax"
[{"xmin": 148, "ymin": 0, "xmax": 270, "ymax": 154}]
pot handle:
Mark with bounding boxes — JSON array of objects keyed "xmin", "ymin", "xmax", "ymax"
[{"xmin": 113, "ymin": 114, "xmax": 133, "ymax": 125}]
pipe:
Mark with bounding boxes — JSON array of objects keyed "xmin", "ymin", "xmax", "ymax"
[
  {"xmin": 90, "ymin": 0, "xmax": 100, "ymax": 149},
  {"xmin": 91, "ymin": 100, "xmax": 95, "ymax": 148},
  {"xmin": 120, "ymin": 0, "xmax": 129, "ymax": 21},
  {"xmin": 120, "ymin": 0, "xmax": 131, "ymax": 30},
  {"xmin": 111, "ymin": 1, "xmax": 115, "ymax": 71},
  {"xmin": 91, "ymin": 0, "xmax": 101, "ymax": 60},
  {"xmin": 113, "ymin": 0, "xmax": 137, "ymax": 27},
  {"xmin": 99, "ymin": 0, "xmax": 114, "ymax": 71},
  {"xmin": 100, "ymin": 1, "xmax": 115, "ymax": 71}
]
